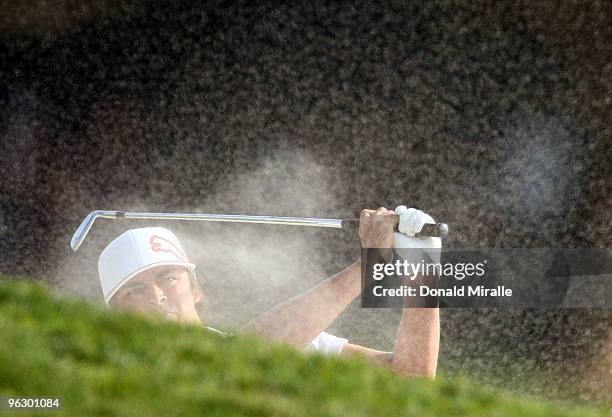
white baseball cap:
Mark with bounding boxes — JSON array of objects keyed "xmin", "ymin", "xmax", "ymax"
[{"xmin": 98, "ymin": 227, "xmax": 196, "ymax": 304}]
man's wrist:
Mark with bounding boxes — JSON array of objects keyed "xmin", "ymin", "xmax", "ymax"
[{"xmin": 360, "ymin": 246, "xmax": 394, "ymax": 262}]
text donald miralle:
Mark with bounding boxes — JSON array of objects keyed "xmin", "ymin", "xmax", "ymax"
[{"xmin": 370, "ymin": 259, "xmax": 513, "ymax": 298}]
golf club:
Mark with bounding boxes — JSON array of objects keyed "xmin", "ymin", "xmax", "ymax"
[{"xmin": 70, "ymin": 210, "xmax": 449, "ymax": 251}]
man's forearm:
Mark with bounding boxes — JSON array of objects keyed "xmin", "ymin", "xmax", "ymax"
[
  {"xmin": 242, "ymin": 259, "xmax": 361, "ymax": 347},
  {"xmin": 391, "ymin": 307, "xmax": 440, "ymax": 377}
]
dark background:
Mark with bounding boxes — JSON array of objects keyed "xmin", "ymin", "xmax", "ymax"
[{"xmin": 1, "ymin": 0, "xmax": 610, "ymax": 405}]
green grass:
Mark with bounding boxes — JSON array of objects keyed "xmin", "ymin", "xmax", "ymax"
[{"xmin": 0, "ymin": 277, "xmax": 608, "ymax": 417}]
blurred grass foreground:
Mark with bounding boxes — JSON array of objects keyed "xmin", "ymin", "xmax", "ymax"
[{"xmin": 0, "ymin": 277, "xmax": 608, "ymax": 417}]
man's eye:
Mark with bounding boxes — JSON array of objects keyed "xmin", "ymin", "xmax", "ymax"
[
  {"xmin": 127, "ymin": 287, "xmax": 143, "ymax": 297},
  {"xmin": 164, "ymin": 276, "xmax": 178, "ymax": 282}
]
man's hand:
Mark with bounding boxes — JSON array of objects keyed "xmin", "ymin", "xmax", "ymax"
[
  {"xmin": 394, "ymin": 205, "xmax": 436, "ymax": 237},
  {"xmin": 393, "ymin": 206, "xmax": 442, "ymax": 264},
  {"xmin": 358, "ymin": 207, "xmax": 398, "ymax": 249}
]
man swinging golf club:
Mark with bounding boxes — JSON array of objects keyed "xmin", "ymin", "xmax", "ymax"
[{"xmin": 97, "ymin": 206, "xmax": 441, "ymax": 376}]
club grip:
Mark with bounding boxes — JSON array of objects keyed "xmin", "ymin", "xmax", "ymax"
[
  {"xmin": 341, "ymin": 220, "xmax": 448, "ymax": 238},
  {"xmin": 418, "ymin": 223, "xmax": 449, "ymax": 238}
]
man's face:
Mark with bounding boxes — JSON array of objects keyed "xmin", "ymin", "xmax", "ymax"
[{"xmin": 109, "ymin": 266, "xmax": 202, "ymax": 324}]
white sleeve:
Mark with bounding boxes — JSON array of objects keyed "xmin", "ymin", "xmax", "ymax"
[{"xmin": 305, "ymin": 331, "xmax": 348, "ymax": 355}]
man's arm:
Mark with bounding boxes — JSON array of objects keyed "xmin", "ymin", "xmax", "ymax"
[
  {"xmin": 342, "ymin": 207, "xmax": 441, "ymax": 377},
  {"xmin": 341, "ymin": 343, "xmax": 393, "ymax": 366},
  {"xmin": 241, "ymin": 259, "xmax": 361, "ymax": 348},
  {"xmin": 340, "ymin": 307, "xmax": 439, "ymax": 378},
  {"xmin": 391, "ymin": 307, "xmax": 439, "ymax": 377}
]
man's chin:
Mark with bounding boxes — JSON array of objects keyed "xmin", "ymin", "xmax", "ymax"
[{"xmin": 165, "ymin": 312, "xmax": 179, "ymax": 321}]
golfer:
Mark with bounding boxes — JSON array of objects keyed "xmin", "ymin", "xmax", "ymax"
[{"xmin": 98, "ymin": 206, "xmax": 440, "ymax": 376}]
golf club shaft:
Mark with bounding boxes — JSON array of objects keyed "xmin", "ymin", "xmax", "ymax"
[{"xmin": 70, "ymin": 210, "xmax": 448, "ymax": 251}]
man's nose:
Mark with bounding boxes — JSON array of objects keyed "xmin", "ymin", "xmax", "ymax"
[{"xmin": 151, "ymin": 284, "xmax": 167, "ymax": 304}]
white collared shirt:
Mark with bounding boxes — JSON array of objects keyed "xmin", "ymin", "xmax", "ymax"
[{"xmin": 205, "ymin": 327, "xmax": 347, "ymax": 355}]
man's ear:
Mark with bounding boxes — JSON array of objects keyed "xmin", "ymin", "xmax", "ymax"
[
  {"xmin": 194, "ymin": 284, "xmax": 203, "ymax": 303},
  {"xmin": 191, "ymin": 273, "xmax": 203, "ymax": 303}
]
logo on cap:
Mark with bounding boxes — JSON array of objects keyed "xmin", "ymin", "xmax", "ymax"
[{"xmin": 149, "ymin": 235, "xmax": 188, "ymax": 262}]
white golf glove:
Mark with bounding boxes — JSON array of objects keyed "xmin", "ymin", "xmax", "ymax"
[
  {"xmin": 394, "ymin": 205, "xmax": 435, "ymax": 236},
  {"xmin": 393, "ymin": 205, "xmax": 441, "ymax": 263}
]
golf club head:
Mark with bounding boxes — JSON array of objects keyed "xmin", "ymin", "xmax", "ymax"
[{"xmin": 70, "ymin": 211, "xmax": 119, "ymax": 251}]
